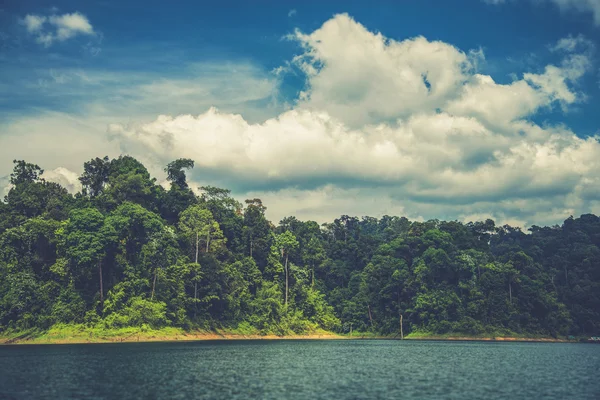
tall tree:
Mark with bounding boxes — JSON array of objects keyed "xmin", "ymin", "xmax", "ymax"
[
  {"xmin": 63, "ymin": 208, "xmax": 109, "ymax": 310},
  {"xmin": 79, "ymin": 156, "xmax": 110, "ymax": 198},
  {"xmin": 165, "ymin": 159, "xmax": 195, "ymax": 190},
  {"xmin": 303, "ymin": 236, "xmax": 326, "ymax": 287},
  {"xmin": 178, "ymin": 204, "xmax": 225, "ymax": 313},
  {"xmin": 275, "ymin": 231, "xmax": 299, "ymax": 306}
]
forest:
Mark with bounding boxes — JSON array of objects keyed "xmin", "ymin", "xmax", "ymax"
[{"xmin": 1, "ymin": 156, "xmax": 599, "ymax": 338}]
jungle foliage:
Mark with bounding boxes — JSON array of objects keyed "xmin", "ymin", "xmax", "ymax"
[{"xmin": 1, "ymin": 157, "xmax": 599, "ymax": 337}]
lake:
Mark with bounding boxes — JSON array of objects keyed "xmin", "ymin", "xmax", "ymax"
[{"xmin": 0, "ymin": 340, "xmax": 598, "ymax": 399}]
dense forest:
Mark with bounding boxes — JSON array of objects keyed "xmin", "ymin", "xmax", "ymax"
[{"xmin": 1, "ymin": 157, "xmax": 599, "ymax": 338}]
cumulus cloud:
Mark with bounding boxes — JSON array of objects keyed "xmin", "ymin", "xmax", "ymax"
[
  {"xmin": 288, "ymin": 15, "xmax": 472, "ymax": 127},
  {"xmin": 3, "ymin": 14, "xmax": 599, "ymax": 227},
  {"xmin": 42, "ymin": 167, "xmax": 82, "ymax": 193},
  {"xmin": 103, "ymin": 16, "xmax": 597, "ymax": 226},
  {"xmin": 21, "ymin": 11, "xmax": 94, "ymax": 47}
]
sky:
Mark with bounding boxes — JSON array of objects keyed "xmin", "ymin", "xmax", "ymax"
[{"xmin": 1, "ymin": 0, "xmax": 600, "ymax": 227}]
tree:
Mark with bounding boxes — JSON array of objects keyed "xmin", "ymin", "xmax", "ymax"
[
  {"xmin": 165, "ymin": 159, "xmax": 195, "ymax": 190},
  {"xmin": 243, "ymin": 199, "xmax": 272, "ymax": 269},
  {"xmin": 140, "ymin": 226, "xmax": 178, "ymax": 300},
  {"xmin": 200, "ymin": 186, "xmax": 244, "ymax": 253},
  {"xmin": 178, "ymin": 205, "xmax": 225, "ymax": 315},
  {"xmin": 162, "ymin": 159, "xmax": 197, "ymax": 224},
  {"xmin": 63, "ymin": 208, "xmax": 108, "ymax": 310},
  {"xmin": 275, "ymin": 231, "xmax": 299, "ymax": 306},
  {"xmin": 79, "ymin": 156, "xmax": 110, "ymax": 197},
  {"xmin": 303, "ymin": 236, "xmax": 326, "ymax": 287},
  {"xmin": 10, "ymin": 160, "xmax": 44, "ymax": 185},
  {"xmin": 179, "ymin": 205, "xmax": 225, "ymax": 261}
]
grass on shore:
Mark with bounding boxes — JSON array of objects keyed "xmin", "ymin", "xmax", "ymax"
[
  {"xmin": 404, "ymin": 329, "xmax": 575, "ymax": 342},
  {"xmin": 1, "ymin": 324, "xmax": 581, "ymax": 345},
  {"xmin": 0, "ymin": 323, "xmax": 342, "ymax": 345}
]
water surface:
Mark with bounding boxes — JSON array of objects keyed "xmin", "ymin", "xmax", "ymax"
[{"xmin": 1, "ymin": 340, "xmax": 598, "ymax": 399}]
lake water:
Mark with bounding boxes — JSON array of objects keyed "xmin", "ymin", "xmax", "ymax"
[{"xmin": 0, "ymin": 340, "xmax": 598, "ymax": 399}]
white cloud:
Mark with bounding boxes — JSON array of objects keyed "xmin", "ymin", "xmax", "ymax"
[
  {"xmin": 3, "ymin": 14, "xmax": 599, "ymax": 228},
  {"xmin": 21, "ymin": 11, "xmax": 95, "ymax": 47},
  {"xmin": 49, "ymin": 12, "xmax": 94, "ymax": 40},
  {"xmin": 551, "ymin": 34, "xmax": 595, "ymax": 53},
  {"xmin": 0, "ymin": 111, "xmax": 121, "ymax": 179},
  {"xmin": 22, "ymin": 15, "xmax": 46, "ymax": 33},
  {"xmin": 42, "ymin": 167, "xmax": 82, "ymax": 193},
  {"xmin": 289, "ymin": 14, "xmax": 472, "ymax": 127}
]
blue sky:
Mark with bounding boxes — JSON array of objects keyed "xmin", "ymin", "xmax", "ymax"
[{"xmin": 1, "ymin": 0, "xmax": 599, "ymax": 226}]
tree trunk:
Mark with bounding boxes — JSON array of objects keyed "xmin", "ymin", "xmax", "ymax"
[
  {"xmin": 98, "ymin": 259, "xmax": 104, "ymax": 309},
  {"xmin": 250, "ymin": 238, "xmax": 253, "ymax": 258},
  {"xmin": 400, "ymin": 313, "xmax": 404, "ymax": 340},
  {"xmin": 194, "ymin": 281, "xmax": 198, "ymax": 319},
  {"xmin": 368, "ymin": 304, "xmax": 374, "ymax": 328},
  {"xmin": 285, "ymin": 252, "xmax": 289, "ymax": 306},
  {"xmin": 312, "ymin": 266, "xmax": 315, "ymax": 288},
  {"xmin": 194, "ymin": 231, "xmax": 199, "ymax": 319},
  {"xmin": 509, "ymin": 281, "xmax": 512, "ymax": 303},
  {"xmin": 151, "ymin": 269, "xmax": 158, "ymax": 300},
  {"xmin": 195, "ymin": 231, "xmax": 199, "ymax": 264},
  {"xmin": 206, "ymin": 230, "xmax": 210, "ymax": 253}
]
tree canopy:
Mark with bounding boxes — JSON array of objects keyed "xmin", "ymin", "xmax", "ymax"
[{"xmin": 1, "ymin": 156, "xmax": 599, "ymax": 337}]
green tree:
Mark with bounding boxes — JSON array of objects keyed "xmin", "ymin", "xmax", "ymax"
[
  {"xmin": 275, "ymin": 231, "xmax": 299, "ymax": 306},
  {"xmin": 62, "ymin": 208, "xmax": 108, "ymax": 309}
]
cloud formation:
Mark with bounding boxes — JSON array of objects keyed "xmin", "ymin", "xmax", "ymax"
[
  {"xmin": 22, "ymin": 11, "xmax": 94, "ymax": 47},
  {"xmin": 102, "ymin": 14, "xmax": 598, "ymax": 226},
  {"xmin": 4, "ymin": 14, "xmax": 599, "ymax": 227}
]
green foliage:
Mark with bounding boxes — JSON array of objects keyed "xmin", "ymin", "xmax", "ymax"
[
  {"xmin": 179, "ymin": 205, "xmax": 226, "ymax": 260},
  {"xmin": 10, "ymin": 160, "xmax": 44, "ymax": 185},
  {"xmin": 165, "ymin": 159, "xmax": 194, "ymax": 189},
  {"xmin": 104, "ymin": 297, "xmax": 168, "ymax": 329},
  {"xmin": 2, "ymin": 155, "xmax": 599, "ymax": 339}
]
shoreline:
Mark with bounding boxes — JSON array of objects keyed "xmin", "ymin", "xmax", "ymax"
[
  {"xmin": 0, "ymin": 330, "xmax": 577, "ymax": 345},
  {"xmin": 0, "ymin": 332, "xmax": 346, "ymax": 345},
  {"xmin": 404, "ymin": 336, "xmax": 570, "ymax": 343}
]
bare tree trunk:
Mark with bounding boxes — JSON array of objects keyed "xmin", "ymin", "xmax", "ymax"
[
  {"xmin": 151, "ymin": 269, "xmax": 158, "ymax": 300},
  {"xmin": 194, "ymin": 281, "xmax": 198, "ymax": 319},
  {"xmin": 509, "ymin": 281, "xmax": 512, "ymax": 303},
  {"xmin": 250, "ymin": 238, "xmax": 253, "ymax": 258},
  {"xmin": 98, "ymin": 259, "xmax": 104, "ymax": 309},
  {"xmin": 368, "ymin": 304, "xmax": 374, "ymax": 328},
  {"xmin": 195, "ymin": 232, "xmax": 199, "ymax": 264},
  {"xmin": 206, "ymin": 231, "xmax": 210, "ymax": 253},
  {"xmin": 400, "ymin": 313, "xmax": 404, "ymax": 340},
  {"xmin": 285, "ymin": 252, "xmax": 289, "ymax": 306},
  {"xmin": 312, "ymin": 266, "xmax": 315, "ymax": 288}
]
